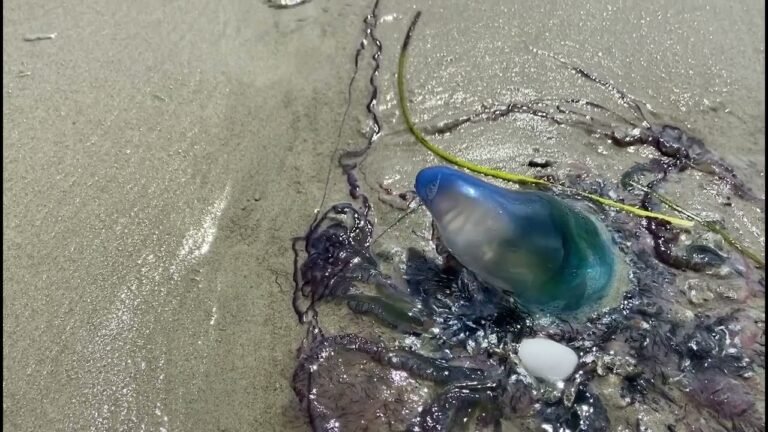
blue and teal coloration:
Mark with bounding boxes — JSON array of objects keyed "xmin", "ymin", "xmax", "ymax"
[{"xmin": 415, "ymin": 165, "xmax": 617, "ymax": 312}]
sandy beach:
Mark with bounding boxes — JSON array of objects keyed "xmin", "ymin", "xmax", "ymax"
[{"xmin": 3, "ymin": 0, "xmax": 764, "ymax": 431}]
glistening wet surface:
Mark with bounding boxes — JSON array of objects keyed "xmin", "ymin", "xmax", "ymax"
[{"xmin": 3, "ymin": 0, "xmax": 764, "ymax": 431}]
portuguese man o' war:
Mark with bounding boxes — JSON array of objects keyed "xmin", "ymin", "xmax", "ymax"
[
  {"xmin": 289, "ymin": 3, "xmax": 765, "ymax": 431},
  {"xmin": 415, "ymin": 165, "xmax": 617, "ymax": 312}
]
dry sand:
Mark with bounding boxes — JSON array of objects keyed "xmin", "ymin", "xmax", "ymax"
[{"xmin": 3, "ymin": 0, "xmax": 764, "ymax": 431}]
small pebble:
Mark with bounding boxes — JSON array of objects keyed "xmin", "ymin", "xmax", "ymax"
[
  {"xmin": 518, "ymin": 337, "xmax": 578, "ymax": 384},
  {"xmin": 265, "ymin": 0, "xmax": 310, "ymax": 9},
  {"xmin": 22, "ymin": 33, "xmax": 57, "ymax": 42}
]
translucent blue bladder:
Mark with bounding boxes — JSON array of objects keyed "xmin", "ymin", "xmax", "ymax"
[{"xmin": 414, "ymin": 165, "xmax": 617, "ymax": 313}]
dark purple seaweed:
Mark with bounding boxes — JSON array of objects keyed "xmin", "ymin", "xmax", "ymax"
[
  {"xmin": 292, "ymin": 334, "xmax": 505, "ymax": 432},
  {"xmin": 688, "ymin": 370, "xmax": 754, "ymax": 418},
  {"xmin": 537, "ymin": 382, "xmax": 611, "ymax": 432}
]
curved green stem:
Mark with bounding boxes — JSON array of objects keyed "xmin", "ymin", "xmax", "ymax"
[
  {"xmin": 397, "ymin": 11, "xmax": 693, "ymax": 228},
  {"xmin": 397, "ymin": 11, "xmax": 764, "ymax": 269},
  {"xmin": 628, "ymin": 181, "xmax": 764, "ymax": 268}
]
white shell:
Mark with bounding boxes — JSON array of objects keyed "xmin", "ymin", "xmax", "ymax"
[{"xmin": 518, "ymin": 337, "xmax": 579, "ymax": 384}]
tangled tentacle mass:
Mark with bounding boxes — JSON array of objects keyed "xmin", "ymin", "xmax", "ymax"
[{"xmin": 289, "ymin": 4, "xmax": 765, "ymax": 431}]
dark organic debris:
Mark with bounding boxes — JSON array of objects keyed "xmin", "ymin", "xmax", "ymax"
[
  {"xmin": 537, "ymin": 382, "xmax": 611, "ymax": 432},
  {"xmin": 527, "ymin": 158, "xmax": 556, "ymax": 168},
  {"xmin": 687, "ymin": 368, "xmax": 755, "ymax": 420},
  {"xmin": 292, "ymin": 334, "xmax": 505, "ymax": 431}
]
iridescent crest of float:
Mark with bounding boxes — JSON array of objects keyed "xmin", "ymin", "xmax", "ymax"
[{"xmin": 415, "ymin": 165, "xmax": 617, "ymax": 313}]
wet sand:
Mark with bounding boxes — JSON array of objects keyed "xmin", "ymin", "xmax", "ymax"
[{"xmin": 3, "ymin": 0, "xmax": 764, "ymax": 431}]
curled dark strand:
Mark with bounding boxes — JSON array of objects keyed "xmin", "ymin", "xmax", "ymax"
[
  {"xmin": 636, "ymin": 168, "xmax": 701, "ymax": 272},
  {"xmin": 422, "ymin": 115, "xmax": 474, "ymax": 135},
  {"xmin": 313, "ymin": 1, "xmax": 372, "ymax": 222},
  {"xmin": 293, "ymin": 202, "xmax": 379, "ymax": 328},
  {"xmin": 292, "ymin": 205, "xmax": 345, "ymax": 321},
  {"xmin": 338, "ymin": 0, "xmax": 382, "ymax": 214},
  {"xmin": 642, "ymin": 151, "xmax": 763, "ymax": 272},
  {"xmin": 553, "ymin": 103, "xmax": 623, "ymax": 131},
  {"xmin": 530, "ymin": 98, "xmax": 630, "ymax": 131},
  {"xmin": 401, "ymin": 10, "xmax": 421, "ymax": 55},
  {"xmin": 542, "ymin": 53, "xmax": 761, "ymax": 206},
  {"xmin": 570, "ymin": 65, "xmax": 650, "ymax": 125},
  {"xmin": 292, "ymin": 0, "xmax": 384, "ymax": 324},
  {"xmin": 537, "ymin": 110, "xmax": 626, "ymax": 144},
  {"xmin": 532, "ymin": 97, "xmax": 642, "ymax": 128},
  {"xmin": 423, "ymin": 101, "xmax": 559, "ymax": 136},
  {"xmin": 421, "ymin": 98, "xmax": 632, "ymax": 146},
  {"xmin": 533, "ymin": 48, "xmax": 650, "ymax": 126},
  {"xmin": 291, "ymin": 236, "xmax": 308, "ymax": 322},
  {"xmin": 551, "ymin": 108, "xmax": 618, "ymax": 137},
  {"xmin": 294, "ymin": 0, "xmax": 381, "ymax": 324},
  {"xmin": 419, "ymin": 93, "xmax": 641, "ymax": 137}
]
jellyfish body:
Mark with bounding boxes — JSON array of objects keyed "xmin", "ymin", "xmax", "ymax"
[{"xmin": 414, "ymin": 165, "xmax": 617, "ymax": 312}]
